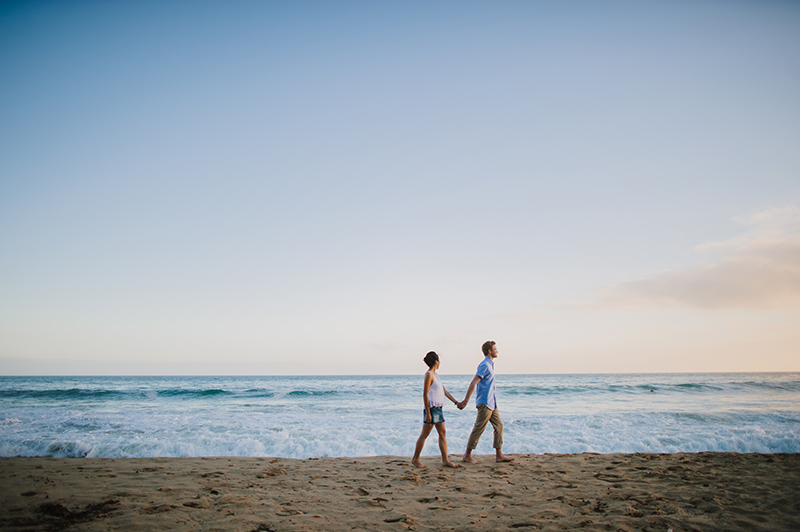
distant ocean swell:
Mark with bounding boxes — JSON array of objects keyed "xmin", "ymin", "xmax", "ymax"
[
  {"xmin": 0, "ymin": 374, "xmax": 798, "ymax": 458},
  {"xmin": 4, "ymin": 379, "xmax": 796, "ymax": 400},
  {"xmin": 0, "ymin": 388, "xmax": 353, "ymax": 400},
  {"xmin": 504, "ymin": 380, "xmax": 800, "ymax": 395}
]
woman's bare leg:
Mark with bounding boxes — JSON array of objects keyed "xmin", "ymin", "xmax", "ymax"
[
  {"xmin": 412, "ymin": 424, "xmax": 433, "ymax": 468},
  {"xmin": 435, "ymin": 423, "xmax": 459, "ymax": 468}
]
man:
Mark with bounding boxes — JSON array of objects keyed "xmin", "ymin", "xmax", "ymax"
[{"xmin": 458, "ymin": 340, "xmax": 513, "ymax": 464}]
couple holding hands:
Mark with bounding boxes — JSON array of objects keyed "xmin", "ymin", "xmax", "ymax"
[{"xmin": 411, "ymin": 340, "xmax": 514, "ymax": 468}]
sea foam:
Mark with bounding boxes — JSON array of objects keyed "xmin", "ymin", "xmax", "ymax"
[{"xmin": 1, "ymin": 373, "xmax": 798, "ymax": 458}]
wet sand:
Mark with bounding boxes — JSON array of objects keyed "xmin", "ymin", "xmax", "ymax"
[{"xmin": 1, "ymin": 452, "xmax": 798, "ymax": 531}]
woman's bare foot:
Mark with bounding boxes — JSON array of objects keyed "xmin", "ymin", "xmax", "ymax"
[
  {"xmin": 442, "ymin": 460, "xmax": 460, "ymax": 468},
  {"xmin": 411, "ymin": 459, "xmax": 427, "ymax": 468}
]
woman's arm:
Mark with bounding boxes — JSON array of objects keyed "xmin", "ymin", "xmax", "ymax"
[
  {"xmin": 423, "ymin": 372, "xmax": 433, "ymax": 422},
  {"xmin": 443, "ymin": 386, "xmax": 459, "ymax": 406}
]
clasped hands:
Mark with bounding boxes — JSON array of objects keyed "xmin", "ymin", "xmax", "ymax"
[{"xmin": 455, "ymin": 400, "xmax": 467, "ymax": 410}]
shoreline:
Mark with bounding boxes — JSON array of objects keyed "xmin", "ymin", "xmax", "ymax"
[{"xmin": 2, "ymin": 452, "xmax": 798, "ymax": 531}]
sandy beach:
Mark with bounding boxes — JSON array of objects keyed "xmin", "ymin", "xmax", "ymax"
[{"xmin": 1, "ymin": 452, "xmax": 798, "ymax": 531}]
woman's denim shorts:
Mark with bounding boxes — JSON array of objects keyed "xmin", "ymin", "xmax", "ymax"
[{"xmin": 424, "ymin": 406, "xmax": 445, "ymax": 424}]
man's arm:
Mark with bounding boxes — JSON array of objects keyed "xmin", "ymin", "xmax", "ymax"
[{"xmin": 458, "ymin": 375, "xmax": 482, "ymax": 409}]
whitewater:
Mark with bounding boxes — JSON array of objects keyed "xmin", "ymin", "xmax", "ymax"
[{"xmin": 1, "ymin": 373, "xmax": 798, "ymax": 458}]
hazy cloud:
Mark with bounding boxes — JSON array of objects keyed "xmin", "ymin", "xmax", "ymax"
[
  {"xmin": 492, "ymin": 311, "xmax": 544, "ymax": 320},
  {"xmin": 367, "ymin": 341, "xmax": 409, "ymax": 352},
  {"xmin": 588, "ymin": 205, "xmax": 800, "ymax": 310}
]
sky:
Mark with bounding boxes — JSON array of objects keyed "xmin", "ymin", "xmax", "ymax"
[{"xmin": 1, "ymin": 0, "xmax": 799, "ymax": 375}]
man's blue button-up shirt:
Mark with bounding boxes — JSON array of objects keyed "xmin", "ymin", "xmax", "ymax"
[{"xmin": 475, "ymin": 356, "xmax": 496, "ymax": 410}]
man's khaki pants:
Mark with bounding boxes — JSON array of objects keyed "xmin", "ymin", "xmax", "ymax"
[{"xmin": 467, "ymin": 404, "xmax": 503, "ymax": 450}]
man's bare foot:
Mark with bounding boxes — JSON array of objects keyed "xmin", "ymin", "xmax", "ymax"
[
  {"xmin": 462, "ymin": 454, "xmax": 480, "ymax": 464},
  {"xmin": 411, "ymin": 459, "xmax": 427, "ymax": 468},
  {"xmin": 442, "ymin": 460, "xmax": 460, "ymax": 468},
  {"xmin": 496, "ymin": 453, "xmax": 514, "ymax": 463}
]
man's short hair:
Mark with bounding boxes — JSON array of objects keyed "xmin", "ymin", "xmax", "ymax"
[
  {"xmin": 424, "ymin": 351, "xmax": 439, "ymax": 368},
  {"xmin": 482, "ymin": 341, "xmax": 496, "ymax": 357}
]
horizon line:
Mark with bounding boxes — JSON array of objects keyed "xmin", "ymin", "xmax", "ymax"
[{"xmin": 2, "ymin": 370, "xmax": 798, "ymax": 378}]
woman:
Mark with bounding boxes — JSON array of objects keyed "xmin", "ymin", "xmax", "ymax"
[{"xmin": 411, "ymin": 351, "xmax": 460, "ymax": 468}]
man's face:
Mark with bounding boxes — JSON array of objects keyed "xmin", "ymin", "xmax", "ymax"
[{"xmin": 489, "ymin": 345, "xmax": 498, "ymax": 358}]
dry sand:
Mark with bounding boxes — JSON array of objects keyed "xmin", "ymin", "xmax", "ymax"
[{"xmin": 1, "ymin": 453, "xmax": 798, "ymax": 531}]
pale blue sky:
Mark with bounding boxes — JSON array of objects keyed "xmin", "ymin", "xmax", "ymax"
[{"xmin": 2, "ymin": 0, "xmax": 799, "ymax": 375}]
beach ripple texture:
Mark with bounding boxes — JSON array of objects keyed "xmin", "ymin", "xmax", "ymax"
[{"xmin": 1, "ymin": 373, "xmax": 798, "ymax": 458}]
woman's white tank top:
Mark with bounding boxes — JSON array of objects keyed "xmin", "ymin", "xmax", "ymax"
[{"xmin": 427, "ymin": 372, "xmax": 445, "ymax": 407}]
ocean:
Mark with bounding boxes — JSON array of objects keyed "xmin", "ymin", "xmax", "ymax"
[{"xmin": 1, "ymin": 373, "xmax": 798, "ymax": 458}]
